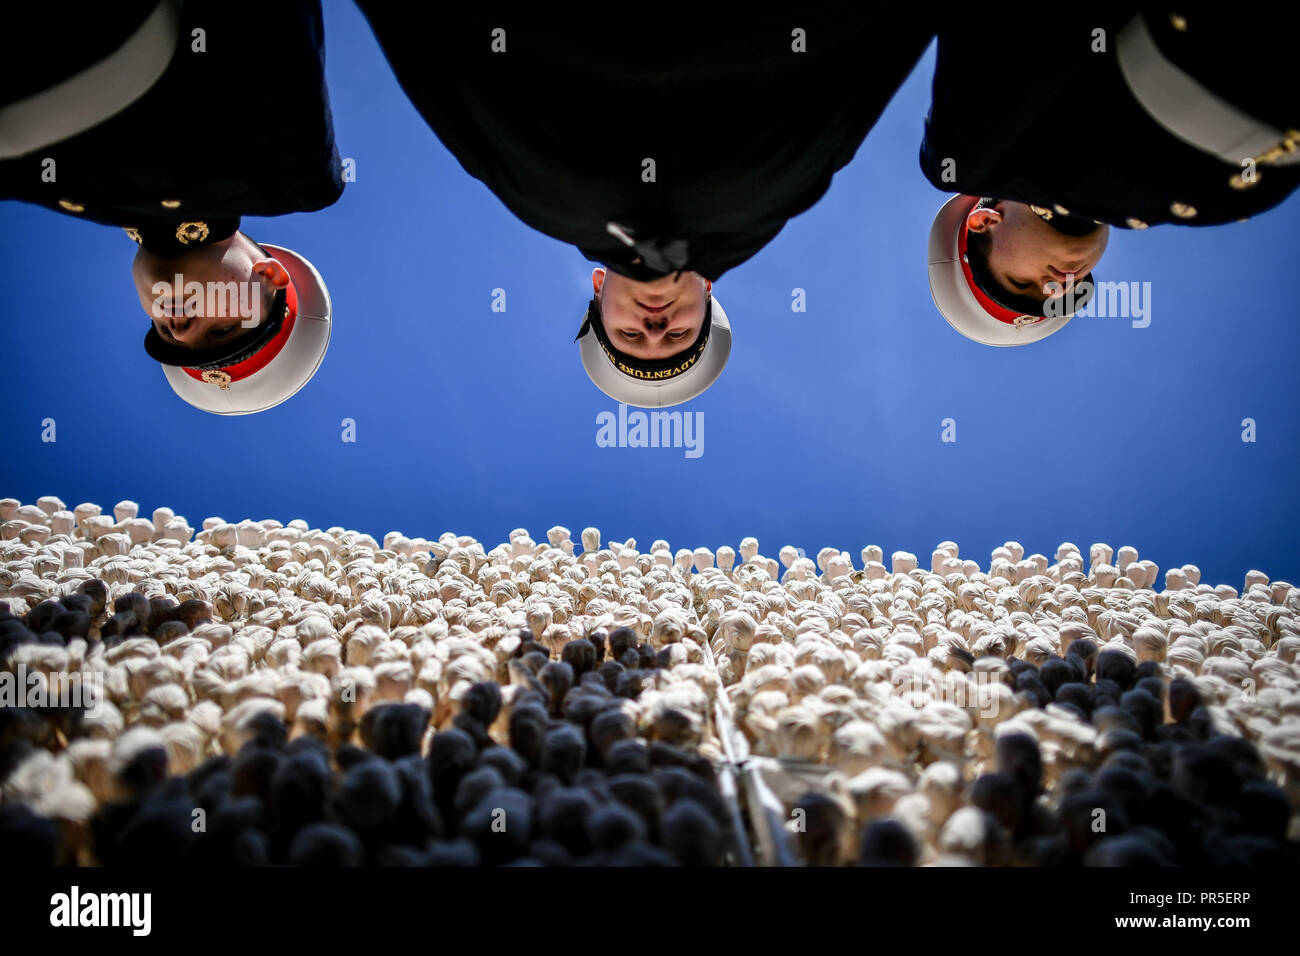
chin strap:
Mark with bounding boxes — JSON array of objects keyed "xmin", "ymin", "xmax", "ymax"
[{"xmin": 181, "ymin": 280, "xmax": 298, "ymax": 389}]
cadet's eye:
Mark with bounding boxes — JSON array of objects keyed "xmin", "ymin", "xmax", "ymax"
[
  {"xmin": 621, "ymin": 330, "xmax": 643, "ymax": 341},
  {"xmin": 667, "ymin": 330, "xmax": 689, "ymax": 339},
  {"xmin": 210, "ymin": 325, "xmax": 238, "ymax": 340}
]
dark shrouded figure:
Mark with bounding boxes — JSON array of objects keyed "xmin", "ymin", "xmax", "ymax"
[
  {"xmin": 662, "ymin": 799, "xmax": 722, "ymax": 867},
  {"xmin": 289, "ymin": 822, "xmax": 364, "ymax": 867},
  {"xmin": 859, "ymin": 819, "xmax": 921, "ymax": 867},
  {"xmin": 360, "ymin": 703, "xmax": 430, "ymax": 759},
  {"xmin": 792, "ymin": 791, "xmax": 847, "ymax": 866},
  {"xmin": 428, "ymin": 727, "xmax": 479, "ymax": 822}
]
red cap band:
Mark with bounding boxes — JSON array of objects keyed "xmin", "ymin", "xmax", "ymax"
[
  {"xmin": 182, "ymin": 279, "xmax": 298, "ymax": 385},
  {"xmin": 957, "ymin": 217, "xmax": 1046, "ymax": 328}
]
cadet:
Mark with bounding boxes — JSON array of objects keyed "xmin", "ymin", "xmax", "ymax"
[
  {"xmin": 920, "ymin": 9, "xmax": 1299, "ymax": 346},
  {"xmin": 0, "ymin": 0, "xmax": 344, "ymax": 414},
  {"xmin": 356, "ymin": 10, "xmax": 935, "ymax": 407}
]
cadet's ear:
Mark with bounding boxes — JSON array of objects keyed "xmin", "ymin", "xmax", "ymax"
[
  {"xmin": 592, "ymin": 267, "xmax": 606, "ymax": 296},
  {"xmin": 252, "ymin": 256, "xmax": 291, "ymax": 289},
  {"xmin": 967, "ymin": 207, "xmax": 1002, "ymax": 234}
]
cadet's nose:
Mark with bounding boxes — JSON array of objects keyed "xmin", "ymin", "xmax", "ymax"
[{"xmin": 162, "ymin": 308, "xmax": 195, "ymax": 338}]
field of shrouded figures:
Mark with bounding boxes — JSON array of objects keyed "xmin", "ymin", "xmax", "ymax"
[{"xmin": 2, "ymin": 494, "xmax": 1298, "ymax": 866}]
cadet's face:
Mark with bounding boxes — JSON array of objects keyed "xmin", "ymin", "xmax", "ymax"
[
  {"xmin": 593, "ymin": 267, "xmax": 711, "ymax": 360},
  {"xmin": 969, "ymin": 202, "xmax": 1109, "ymax": 302},
  {"xmin": 132, "ymin": 238, "xmax": 269, "ymax": 350}
]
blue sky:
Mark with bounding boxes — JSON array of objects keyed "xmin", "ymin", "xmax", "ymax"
[{"xmin": 3, "ymin": 2, "xmax": 1298, "ymax": 590}]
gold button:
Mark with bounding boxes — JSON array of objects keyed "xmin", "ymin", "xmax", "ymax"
[
  {"xmin": 58, "ymin": 199, "xmax": 85, "ymax": 213},
  {"xmin": 1125, "ymin": 217, "xmax": 1149, "ymax": 229},
  {"xmin": 1228, "ymin": 170, "xmax": 1259, "ymax": 190},
  {"xmin": 1170, "ymin": 202, "xmax": 1198, "ymax": 219},
  {"xmin": 1237, "ymin": 217, "xmax": 1250, "ymax": 223},
  {"xmin": 160, "ymin": 199, "xmax": 182, "ymax": 209},
  {"xmin": 1169, "ymin": 13, "xmax": 1188, "ymax": 31},
  {"xmin": 1053, "ymin": 204, "xmax": 1070, "ymax": 216},
  {"xmin": 123, "ymin": 227, "xmax": 143, "ymax": 244},
  {"xmin": 1028, "ymin": 204, "xmax": 1053, "ymax": 221},
  {"xmin": 175, "ymin": 221, "xmax": 209, "ymax": 244}
]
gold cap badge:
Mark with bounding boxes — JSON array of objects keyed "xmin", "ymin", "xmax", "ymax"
[{"xmin": 176, "ymin": 221, "xmax": 210, "ymax": 244}]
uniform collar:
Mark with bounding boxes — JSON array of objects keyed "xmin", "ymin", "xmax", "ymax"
[{"xmin": 593, "ymin": 220, "xmax": 692, "ymax": 280}]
